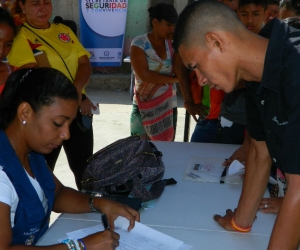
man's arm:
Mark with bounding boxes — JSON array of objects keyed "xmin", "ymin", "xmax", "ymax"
[
  {"xmin": 267, "ymin": 173, "xmax": 300, "ymax": 249},
  {"xmin": 214, "ymin": 136, "xmax": 272, "ymax": 229},
  {"xmin": 172, "ymin": 52, "xmax": 209, "ymax": 121}
]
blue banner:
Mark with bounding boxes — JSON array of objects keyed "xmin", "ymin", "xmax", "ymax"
[{"xmin": 79, "ymin": 0, "xmax": 128, "ymax": 66}]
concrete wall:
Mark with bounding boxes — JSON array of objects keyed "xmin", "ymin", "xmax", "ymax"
[
  {"xmin": 123, "ymin": 0, "xmax": 149, "ymax": 57},
  {"xmin": 53, "ymin": 0, "xmax": 79, "ymax": 25}
]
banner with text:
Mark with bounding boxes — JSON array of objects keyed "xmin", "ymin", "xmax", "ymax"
[{"xmin": 80, "ymin": 0, "xmax": 128, "ymax": 66}]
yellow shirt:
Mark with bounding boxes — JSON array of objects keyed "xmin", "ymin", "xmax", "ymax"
[{"xmin": 8, "ymin": 22, "xmax": 90, "ymax": 93}]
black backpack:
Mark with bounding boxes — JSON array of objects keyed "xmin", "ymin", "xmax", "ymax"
[{"xmin": 81, "ymin": 136, "xmax": 169, "ymax": 202}]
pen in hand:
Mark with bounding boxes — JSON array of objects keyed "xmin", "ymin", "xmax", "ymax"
[{"xmin": 101, "ymin": 213, "xmax": 110, "ymax": 230}]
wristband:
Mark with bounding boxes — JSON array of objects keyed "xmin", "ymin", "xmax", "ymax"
[
  {"xmin": 230, "ymin": 216, "xmax": 252, "ymax": 232},
  {"xmin": 77, "ymin": 239, "xmax": 87, "ymax": 250},
  {"xmin": 73, "ymin": 240, "xmax": 81, "ymax": 250},
  {"xmin": 88, "ymin": 193, "xmax": 103, "ymax": 212},
  {"xmin": 88, "ymin": 193, "xmax": 98, "ymax": 212},
  {"xmin": 62, "ymin": 239, "xmax": 77, "ymax": 250}
]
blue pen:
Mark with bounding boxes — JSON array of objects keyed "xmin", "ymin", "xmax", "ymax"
[{"xmin": 101, "ymin": 213, "xmax": 110, "ymax": 230}]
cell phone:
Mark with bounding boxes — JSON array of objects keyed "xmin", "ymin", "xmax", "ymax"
[{"xmin": 92, "ymin": 103, "xmax": 100, "ymax": 115}]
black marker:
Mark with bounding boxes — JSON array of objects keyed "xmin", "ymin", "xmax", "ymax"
[
  {"xmin": 101, "ymin": 213, "xmax": 110, "ymax": 230},
  {"xmin": 220, "ymin": 159, "xmax": 228, "ymax": 184}
]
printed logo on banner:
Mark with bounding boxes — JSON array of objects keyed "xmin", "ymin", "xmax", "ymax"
[
  {"xmin": 89, "ymin": 51, "xmax": 96, "ymax": 59},
  {"xmin": 81, "ymin": 0, "xmax": 128, "ymax": 37},
  {"xmin": 80, "ymin": 0, "xmax": 128, "ymax": 66},
  {"xmin": 99, "ymin": 50, "xmax": 114, "ymax": 60}
]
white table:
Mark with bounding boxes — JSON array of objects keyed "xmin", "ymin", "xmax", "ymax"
[{"xmin": 37, "ymin": 142, "xmax": 276, "ymax": 249}]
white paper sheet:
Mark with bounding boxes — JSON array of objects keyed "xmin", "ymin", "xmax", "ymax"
[
  {"xmin": 227, "ymin": 160, "xmax": 278, "ymax": 185},
  {"xmin": 183, "ymin": 157, "xmax": 243, "ymax": 184},
  {"xmin": 63, "ymin": 216, "xmax": 188, "ymax": 250},
  {"xmin": 227, "ymin": 160, "xmax": 245, "ymax": 176}
]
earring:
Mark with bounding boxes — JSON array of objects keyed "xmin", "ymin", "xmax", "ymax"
[{"xmin": 22, "ymin": 120, "xmax": 26, "ymax": 125}]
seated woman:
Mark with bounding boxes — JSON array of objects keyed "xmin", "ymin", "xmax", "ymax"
[
  {"xmin": 0, "ymin": 7, "xmax": 16, "ymax": 94},
  {"xmin": 130, "ymin": 3, "xmax": 179, "ymax": 141},
  {"xmin": 0, "ymin": 68, "xmax": 139, "ymax": 248}
]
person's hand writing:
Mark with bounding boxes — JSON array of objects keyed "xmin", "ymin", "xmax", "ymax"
[
  {"xmin": 184, "ymin": 102, "xmax": 209, "ymax": 122},
  {"xmin": 259, "ymin": 197, "xmax": 283, "ymax": 214},
  {"xmin": 82, "ymin": 230, "xmax": 120, "ymax": 250},
  {"xmin": 80, "ymin": 95, "xmax": 97, "ymax": 116},
  {"xmin": 213, "ymin": 209, "xmax": 236, "ymax": 231},
  {"xmin": 94, "ymin": 198, "xmax": 140, "ymax": 231}
]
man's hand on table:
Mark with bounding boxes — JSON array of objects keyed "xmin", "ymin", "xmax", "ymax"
[{"xmin": 213, "ymin": 209, "xmax": 236, "ymax": 231}]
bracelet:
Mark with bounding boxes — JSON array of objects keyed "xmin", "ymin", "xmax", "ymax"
[
  {"xmin": 230, "ymin": 217, "xmax": 252, "ymax": 232},
  {"xmin": 89, "ymin": 194, "xmax": 98, "ymax": 212},
  {"xmin": 62, "ymin": 239, "xmax": 77, "ymax": 250},
  {"xmin": 77, "ymin": 239, "xmax": 87, "ymax": 250},
  {"xmin": 73, "ymin": 240, "xmax": 80, "ymax": 250},
  {"xmin": 88, "ymin": 193, "xmax": 103, "ymax": 212}
]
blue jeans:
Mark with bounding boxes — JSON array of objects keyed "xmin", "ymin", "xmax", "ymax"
[{"xmin": 191, "ymin": 119, "xmax": 219, "ymax": 143}]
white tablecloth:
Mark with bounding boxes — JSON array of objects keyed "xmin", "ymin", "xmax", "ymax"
[{"xmin": 38, "ymin": 141, "xmax": 276, "ymax": 249}]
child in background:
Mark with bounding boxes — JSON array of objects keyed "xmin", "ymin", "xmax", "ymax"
[
  {"xmin": 265, "ymin": 0, "xmax": 280, "ymax": 23},
  {"xmin": 238, "ymin": 0, "xmax": 269, "ymax": 34}
]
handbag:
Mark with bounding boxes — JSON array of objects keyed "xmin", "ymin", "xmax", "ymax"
[
  {"xmin": 136, "ymin": 84, "xmax": 174, "ymax": 141},
  {"xmin": 81, "ymin": 136, "xmax": 176, "ymax": 202}
]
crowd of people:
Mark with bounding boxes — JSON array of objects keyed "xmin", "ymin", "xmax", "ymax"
[{"xmin": 1, "ymin": 0, "xmax": 300, "ymax": 249}]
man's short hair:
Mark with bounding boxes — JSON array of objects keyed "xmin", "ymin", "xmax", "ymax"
[
  {"xmin": 239, "ymin": 0, "xmax": 268, "ymax": 10},
  {"xmin": 173, "ymin": 0, "xmax": 244, "ymax": 52}
]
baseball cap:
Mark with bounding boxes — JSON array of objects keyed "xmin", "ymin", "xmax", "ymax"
[{"xmin": 149, "ymin": 3, "xmax": 178, "ymax": 24}]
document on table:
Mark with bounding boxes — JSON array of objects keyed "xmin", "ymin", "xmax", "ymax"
[
  {"xmin": 228, "ymin": 160, "xmax": 278, "ymax": 185},
  {"xmin": 183, "ymin": 157, "xmax": 243, "ymax": 184},
  {"xmin": 60, "ymin": 216, "xmax": 193, "ymax": 250}
]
